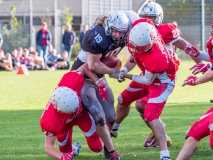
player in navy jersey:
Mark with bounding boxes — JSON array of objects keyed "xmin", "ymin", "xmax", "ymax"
[{"xmin": 71, "ymin": 10, "xmax": 139, "ymax": 160}]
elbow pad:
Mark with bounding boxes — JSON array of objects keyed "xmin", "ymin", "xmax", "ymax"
[
  {"xmin": 184, "ymin": 44, "xmax": 200, "ymax": 57},
  {"xmin": 132, "ymin": 71, "xmax": 157, "ymax": 85}
]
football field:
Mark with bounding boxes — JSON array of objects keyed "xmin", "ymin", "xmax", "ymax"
[{"xmin": 0, "ymin": 60, "xmax": 213, "ymax": 159}]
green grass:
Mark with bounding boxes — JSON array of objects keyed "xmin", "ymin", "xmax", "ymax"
[{"xmin": 1, "ymin": 60, "xmax": 213, "ymax": 159}]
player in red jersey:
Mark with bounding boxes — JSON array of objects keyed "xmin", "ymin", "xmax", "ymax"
[
  {"xmin": 40, "ymin": 64, "xmax": 110, "ymax": 160},
  {"xmin": 176, "ymin": 19, "xmax": 213, "ymax": 160},
  {"xmin": 110, "ymin": 19, "xmax": 176, "ymax": 160},
  {"xmin": 129, "ymin": 0, "xmax": 206, "ymax": 148}
]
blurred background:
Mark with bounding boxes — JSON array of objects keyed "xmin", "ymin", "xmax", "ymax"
[{"xmin": 0, "ymin": 0, "xmax": 212, "ymax": 59}]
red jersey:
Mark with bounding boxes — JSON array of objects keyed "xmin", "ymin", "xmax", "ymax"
[
  {"xmin": 157, "ymin": 23, "xmax": 180, "ymax": 72},
  {"xmin": 206, "ymin": 37, "xmax": 213, "ymax": 63},
  {"xmin": 132, "ymin": 18, "xmax": 177, "ymax": 83},
  {"xmin": 40, "ymin": 71, "xmax": 84, "ymax": 136}
]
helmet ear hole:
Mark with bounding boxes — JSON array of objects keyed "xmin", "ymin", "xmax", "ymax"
[{"xmin": 50, "ymin": 87, "xmax": 80, "ymax": 114}]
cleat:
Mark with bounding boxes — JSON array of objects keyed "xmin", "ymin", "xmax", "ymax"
[
  {"xmin": 167, "ymin": 137, "xmax": 172, "ymax": 147},
  {"xmin": 160, "ymin": 156, "xmax": 171, "ymax": 160},
  {"xmin": 110, "ymin": 129, "xmax": 118, "ymax": 138},
  {"xmin": 104, "ymin": 146, "xmax": 120, "ymax": 160},
  {"xmin": 144, "ymin": 131, "xmax": 172, "ymax": 148},
  {"xmin": 73, "ymin": 142, "xmax": 81, "ymax": 156},
  {"xmin": 143, "ymin": 131, "xmax": 157, "ymax": 147}
]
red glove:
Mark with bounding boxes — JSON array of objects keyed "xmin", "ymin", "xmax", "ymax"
[
  {"xmin": 184, "ymin": 44, "xmax": 200, "ymax": 57},
  {"xmin": 182, "ymin": 75, "xmax": 197, "ymax": 86},
  {"xmin": 98, "ymin": 84, "xmax": 109, "ymax": 103},
  {"xmin": 190, "ymin": 62, "xmax": 210, "ymax": 75},
  {"xmin": 61, "ymin": 152, "xmax": 74, "ymax": 160}
]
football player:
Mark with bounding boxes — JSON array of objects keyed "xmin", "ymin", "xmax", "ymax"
[
  {"xmin": 112, "ymin": 0, "xmax": 209, "ymax": 148},
  {"xmin": 40, "ymin": 63, "xmax": 109, "ymax": 160},
  {"xmin": 110, "ymin": 19, "xmax": 177, "ymax": 160},
  {"xmin": 71, "ymin": 10, "xmax": 139, "ymax": 160},
  {"xmin": 177, "ymin": 25, "xmax": 213, "ymax": 159}
]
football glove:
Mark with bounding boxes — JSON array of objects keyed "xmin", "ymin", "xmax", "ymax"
[
  {"xmin": 182, "ymin": 75, "xmax": 197, "ymax": 86},
  {"xmin": 190, "ymin": 62, "xmax": 211, "ymax": 75},
  {"xmin": 98, "ymin": 84, "xmax": 109, "ymax": 103},
  {"xmin": 61, "ymin": 152, "xmax": 74, "ymax": 160},
  {"xmin": 184, "ymin": 44, "xmax": 200, "ymax": 57}
]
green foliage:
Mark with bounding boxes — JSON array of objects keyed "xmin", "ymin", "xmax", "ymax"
[
  {"xmin": 1, "ymin": 60, "xmax": 213, "ymax": 159},
  {"xmin": 60, "ymin": 6, "xmax": 73, "ymax": 25},
  {"xmin": 2, "ymin": 5, "xmax": 30, "ymax": 53}
]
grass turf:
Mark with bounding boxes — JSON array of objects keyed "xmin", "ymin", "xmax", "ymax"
[{"xmin": 0, "ymin": 60, "xmax": 213, "ymax": 159}]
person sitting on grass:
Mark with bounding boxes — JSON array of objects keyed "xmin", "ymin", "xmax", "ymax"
[
  {"xmin": 0, "ymin": 50, "xmax": 13, "ymax": 71},
  {"xmin": 11, "ymin": 49, "xmax": 20, "ymax": 70},
  {"xmin": 57, "ymin": 51, "xmax": 70, "ymax": 70},
  {"xmin": 46, "ymin": 48, "xmax": 58, "ymax": 70},
  {"xmin": 20, "ymin": 48, "xmax": 34, "ymax": 70},
  {"xmin": 40, "ymin": 63, "xmax": 110, "ymax": 160},
  {"xmin": 31, "ymin": 51, "xmax": 46, "ymax": 70}
]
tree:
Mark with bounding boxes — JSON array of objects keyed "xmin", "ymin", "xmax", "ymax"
[
  {"xmin": 2, "ymin": 5, "xmax": 30, "ymax": 53},
  {"xmin": 60, "ymin": 6, "xmax": 73, "ymax": 25}
]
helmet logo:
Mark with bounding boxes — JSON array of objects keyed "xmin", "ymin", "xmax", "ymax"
[{"xmin": 142, "ymin": 3, "xmax": 153, "ymax": 14}]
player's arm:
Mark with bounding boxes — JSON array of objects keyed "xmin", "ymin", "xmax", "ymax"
[
  {"xmin": 123, "ymin": 70, "xmax": 157, "ymax": 85},
  {"xmin": 183, "ymin": 66, "xmax": 213, "ymax": 86},
  {"xmin": 45, "ymin": 135, "xmax": 63, "ymax": 160},
  {"xmin": 87, "ymin": 52, "xmax": 114, "ymax": 75},
  {"xmin": 120, "ymin": 55, "xmax": 136, "ymax": 73},
  {"xmin": 173, "ymin": 37, "xmax": 202, "ymax": 63}
]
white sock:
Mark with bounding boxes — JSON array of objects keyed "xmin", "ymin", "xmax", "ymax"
[
  {"xmin": 160, "ymin": 150, "xmax": 170, "ymax": 158},
  {"xmin": 112, "ymin": 123, "xmax": 120, "ymax": 130}
]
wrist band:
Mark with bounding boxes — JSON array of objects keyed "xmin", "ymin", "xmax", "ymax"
[{"xmin": 121, "ymin": 67, "xmax": 128, "ymax": 73}]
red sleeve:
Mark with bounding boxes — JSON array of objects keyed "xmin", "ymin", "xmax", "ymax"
[
  {"xmin": 157, "ymin": 23, "xmax": 180, "ymax": 44},
  {"xmin": 206, "ymin": 37, "xmax": 213, "ymax": 63},
  {"xmin": 40, "ymin": 103, "xmax": 63, "ymax": 136}
]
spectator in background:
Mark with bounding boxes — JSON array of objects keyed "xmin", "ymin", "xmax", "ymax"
[
  {"xmin": 31, "ymin": 51, "xmax": 46, "ymax": 70},
  {"xmin": 17, "ymin": 47, "xmax": 23, "ymax": 58},
  {"xmin": 36, "ymin": 22, "xmax": 52, "ymax": 64},
  {"xmin": 62, "ymin": 24, "xmax": 76, "ymax": 61},
  {"xmin": 0, "ymin": 33, "xmax": 3, "ymax": 48},
  {"xmin": 11, "ymin": 49, "xmax": 20, "ymax": 70},
  {"xmin": 28, "ymin": 46, "xmax": 35, "ymax": 56},
  {"xmin": 57, "ymin": 50, "xmax": 70, "ymax": 70},
  {"xmin": 46, "ymin": 49, "xmax": 58, "ymax": 70},
  {"xmin": 0, "ymin": 50, "xmax": 13, "ymax": 71},
  {"xmin": 20, "ymin": 48, "xmax": 34, "ymax": 70},
  {"xmin": 79, "ymin": 24, "xmax": 88, "ymax": 47}
]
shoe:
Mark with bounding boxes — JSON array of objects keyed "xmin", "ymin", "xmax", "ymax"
[
  {"xmin": 160, "ymin": 156, "xmax": 171, "ymax": 160},
  {"xmin": 167, "ymin": 137, "xmax": 172, "ymax": 146},
  {"xmin": 110, "ymin": 129, "xmax": 118, "ymax": 138},
  {"xmin": 143, "ymin": 131, "xmax": 157, "ymax": 147},
  {"xmin": 144, "ymin": 131, "xmax": 172, "ymax": 148},
  {"xmin": 104, "ymin": 146, "xmax": 120, "ymax": 160},
  {"xmin": 73, "ymin": 142, "xmax": 81, "ymax": 156}
]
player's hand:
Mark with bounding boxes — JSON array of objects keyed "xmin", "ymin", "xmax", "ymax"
[
  {"xmin": 61, "ymin": 152, "xmax": 74, "ymax": 160},
  {"xmin": 117, "ymin": 70, "xmax": 125, "ymax": 83},
  {"xmin": 190, "ymin": 62, "xmax": 210, "ymax": 75},
  {"xmin": 182, "ymin": 75, "xmax": 197, "ymax": 86},
  {"xmin": 184, "ymin": 44, "xmax": 200, "ymax": 57},
  {"xmin": 109, "ymin": 68, "xmax": 122, "ymax": 78},
  {"xmin": 98, "ymin": 84, "xmax": 109, "ymax": 103}
]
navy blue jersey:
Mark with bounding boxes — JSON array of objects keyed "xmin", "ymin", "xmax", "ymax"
[{"xmin": 71, "ymin": 24, "xmax": 126, "ymax": 78}]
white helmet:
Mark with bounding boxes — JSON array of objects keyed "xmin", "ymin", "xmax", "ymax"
[
  {"xmin": 139, "ymin": 2, "xmax": 163, "ymax": 26},
  {"xmin": 104, "ymin": 10, "xmax": 129, "ymax": 41},
  {"xmin": 50, "ymin": 86, "xmax": 81, "ymax": 115},
  {"xmin": 128, "ymin": 22, "xmax": 157, "ymax": 55}
]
